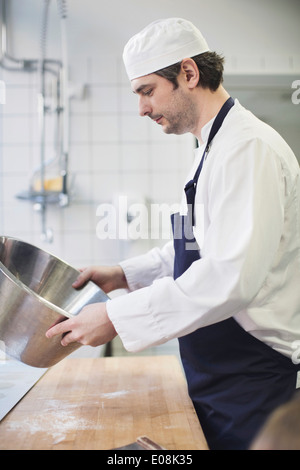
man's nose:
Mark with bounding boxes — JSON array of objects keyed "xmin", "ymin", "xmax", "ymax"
[{"xmin": 139, "ymin": 97, "xmax": 151, "ymax": 117}]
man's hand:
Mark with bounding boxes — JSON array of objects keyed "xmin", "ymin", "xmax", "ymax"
[
  {"xmin": 72, "ymin": 265, "xmax": 128, "ymax": 293},
  {"xmin": 45, "ymin": 302, "xmax": 117, "ymax": 347}
]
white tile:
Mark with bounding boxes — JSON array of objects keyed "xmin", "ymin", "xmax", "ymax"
[
  {"xmin": 68, "ymin": 144, "xmax": 92, "ymax": 172},
  {"xmin": 119, "ymin": 58, "xmax": 130, "ymax": 85},
  {"xmin": 120, "ymin": 85, "xmax": 138, "ymax": 114},
  {"xmin": 62, "ymin": 203, "xmax": 93, "ymax": 232},
  {"xmin": 89, "ymin": 55, "xmax": 119, "ymax": 85},
  {"xmin": 42, "ymin": 116, "xmax": 57, "ymax": 146},
  {"xmin": 120, "ymin": 143, "xmax": 149, "ymax": 171},
  {"xmin": 91, "ymin": 143, "xmax": 121, "ymax": 172},
  {"xmin": 91, "ymin": 172, "xmax": 121, "ymax": 202},
  {"xmin": 91, "ymin": 114, "xmax": 119, "ymax": 143},
  {"xmin": 69, "ymin": 55, "xmax": 90, "ymax": 85},
  {"xmin": 35, "ymin": 204, "xmax": 64, "ymax": 232},
  {"xmin": 2, "ymin": 201, "xmax": 33, "ymax": 233},
  {"xmin": 29, "ymin": 115, "xmax": 40, "ymax": 146},
  {"xmin": 92, "ymin": 237, "xmax": 122, "ymax": 264},
  {"xmin": 0, "ymin": 206, "xmax": 4, "ymax": 233},
  {"xmin": 69, "ymin": 114, "xmax": 90, "ymax": 143},
  {"xmin": 0, "ymin": 146, "xmax": 3, "ymax": 174},
  {"xmin": 120, "ymin": 114, "xmax": 150, "ymax": 142},
  {"xmin": 229, "ymin": 54, "xmax": 267, "ymax": 74},
  {"xmin": 121, "ymin": 239, "xmax": 154, "ymax": 260},
  {"xmin": 1, "ymin": 145, "xmax": 31, "ymax": 173},
  {"xmin": 291, "ymin": 55, "xmax": 300, "ymax": 73},
  {"xmin": 2, "ymin": 174, "xmax": 30, "ymax": 203},
  {"xmin": 120, "ymin": 172, "xmax": 150, "ymax": 199},
  {"xmin": 2, "ymin": 69, "xmax": 30, "ymax": 86},
  {"xmin": 263, "ymin": 55, "xmax": 292, "ymax": 74},
  {"xmin": 71, "ymin": 172, "xmax": 93, "ymax": 201},
  {"xmin": 150, "ymin": 142, "xmax": 178, "ymax": 172},
  {"xmin": 90, "ymin": 85, "xmax": 119, "ymax": 114},
  {"xmin": 69, "ymin": 91, "xmax": 90, "ymax": 115},
  {"xmin": 32, "ymin": 231, "xmax": 66, "ymax": 260},
  {"xmin": 28, "ymin": 144, "xmax": 60, "ymax": 176},
  {"xmin": 3, "ymin": 86, "xmax": 31, "ymax": 115},
  {"xmin": 2, "ymin": 116, "xmax": 31, "ymax": 145},
  {"xmin": 150, "ymin": 171, "xmax": 182, "ymax": 203},
  {"xmin": 62, "ymin": 232, "xmax": 94, "ymax": 265}
]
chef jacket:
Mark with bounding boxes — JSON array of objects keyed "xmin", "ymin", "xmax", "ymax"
[{"xmin": 107, "ymin": 99, "xmax": 300, "ymax": 363}]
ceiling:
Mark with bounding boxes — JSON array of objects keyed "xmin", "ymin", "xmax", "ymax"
[{"xmin": 4, "ymin": 0, "xmax": 300, "ymax": 59}]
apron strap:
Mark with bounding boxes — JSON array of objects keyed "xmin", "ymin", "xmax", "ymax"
[{"xmin": 185, "ymin": 97, "xmax": 235, "ymax": 226}]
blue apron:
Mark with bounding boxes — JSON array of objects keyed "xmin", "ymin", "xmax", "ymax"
[{"xmin": 171, "ymin": 97, "xmax": 300, "ymax": 450}]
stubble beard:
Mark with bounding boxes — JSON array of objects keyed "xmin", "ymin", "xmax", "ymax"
[{"xmin": 161, "ymin": 88, "xmax": 198, "ymax": 135}]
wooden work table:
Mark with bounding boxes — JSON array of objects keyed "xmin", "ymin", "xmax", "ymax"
[{"xmin": 0, "ymin": 356, "xmax": 208, "ymax": 450}]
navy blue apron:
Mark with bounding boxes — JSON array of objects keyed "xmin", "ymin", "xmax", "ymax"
[{"xmin": 171, "ymin": 97, "xmax": 300, "ymax": 450}]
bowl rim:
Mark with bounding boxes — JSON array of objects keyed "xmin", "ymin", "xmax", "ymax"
[{"xmin": 0, "ymin": 235, "xmax": 82, "ymax": 319}]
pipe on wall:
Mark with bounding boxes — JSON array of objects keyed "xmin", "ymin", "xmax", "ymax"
[{"xmin": 0, "ymin": 0, "xmax": 70, "ymax": 243}]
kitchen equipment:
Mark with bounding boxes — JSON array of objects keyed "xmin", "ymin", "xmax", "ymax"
[
  {"xmin": 115, "ymin": 436, "xmax": 166, "ymax": 450},
  {"xmin": 0, "ymin": 357, "xmax": 47, "ymax": 421},
  {"xmin": 0, "ymin": 236, "xmax": 109, "ymax": 368}
]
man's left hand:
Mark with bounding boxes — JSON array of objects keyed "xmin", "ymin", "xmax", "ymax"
[{"xmin": 45, "ymin": 302, "xmax": 117, "ymax": 347}]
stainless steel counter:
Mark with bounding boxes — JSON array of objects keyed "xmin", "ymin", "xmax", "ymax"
[{"xmin": 0, "ymin": 351, "xmax": 47, "ymax": 421}]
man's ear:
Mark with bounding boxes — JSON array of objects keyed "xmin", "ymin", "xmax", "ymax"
[{"xmin": 181, "ymin": 58, "xmax": 199, "ymax": 89}]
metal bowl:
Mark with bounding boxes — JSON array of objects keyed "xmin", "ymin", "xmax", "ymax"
[{"xmin": 0, "ymin": 236, "xmax": 109, "ymax": 368}]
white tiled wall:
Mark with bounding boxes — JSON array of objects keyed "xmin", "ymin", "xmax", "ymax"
[
  {"xmin": 0, "ymin": 55, "xmax": 195, "ymax": 269},
  {"xmin": 1, "ymin": 0, "xmax": 299, "ymax": 268}
]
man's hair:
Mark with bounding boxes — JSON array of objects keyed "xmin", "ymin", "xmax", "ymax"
[{"xmin": 155, "ymin": 52, "xmax": 224, "ymax": 92}]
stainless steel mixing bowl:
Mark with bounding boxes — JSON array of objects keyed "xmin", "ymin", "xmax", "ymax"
[{"xmin": 0, "ymin": 236, "xmax": 109, "ymax": 368}]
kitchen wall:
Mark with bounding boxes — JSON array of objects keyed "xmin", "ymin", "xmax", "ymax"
[
  {"xmin": 0, "ymin": 55, "xmax": 195, "ymax": 267},
  {"xmin": 0, "ymin": 0, "xmax": 299, "ymax": 358},
  {"xmin": 1, "ymin": 0, "xmax": 299, "ymax": 267}
]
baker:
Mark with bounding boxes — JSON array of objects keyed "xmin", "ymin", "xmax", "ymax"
[{"xmin": 46, "ymin": 18, "xmax": 300, "ymax": 450}]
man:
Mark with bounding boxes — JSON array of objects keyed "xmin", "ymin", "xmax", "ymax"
[{"xmin": 46, "ymin": 18, "xmax": 300, "ymax": 450}]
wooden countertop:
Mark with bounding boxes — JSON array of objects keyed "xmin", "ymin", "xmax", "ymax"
[{"xmin": 0, "ymin": 356, "xmax": 208, "ymax": 450}]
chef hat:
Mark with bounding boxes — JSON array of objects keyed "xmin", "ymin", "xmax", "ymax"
[{"xmin": 123, "ymin": 18, "xmax": 210, "ymax": 81}]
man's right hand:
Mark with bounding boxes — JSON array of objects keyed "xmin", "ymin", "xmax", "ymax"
[{"xmin": 72, "ymin": 265, "xmax": 128, "ymax": 294}]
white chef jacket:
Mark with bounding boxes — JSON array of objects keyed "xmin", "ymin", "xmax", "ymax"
[{"xmin": 107, "ymin": 99, "xmax": 300, "ymax": 361}]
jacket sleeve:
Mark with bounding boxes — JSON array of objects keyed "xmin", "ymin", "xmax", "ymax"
[{"xmin": 119, "ymin": 241, "xmax": 175, "ymax": 291}]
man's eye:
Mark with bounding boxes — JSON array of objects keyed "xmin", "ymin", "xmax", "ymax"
[{"xmin": 144, "ymin": 89, "xmax": 153, "ymax": 96}]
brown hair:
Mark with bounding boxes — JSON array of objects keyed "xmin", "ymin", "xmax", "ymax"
[{"xmin": 155, "ymin": 51, "xmax": 224, "ymax": 92}]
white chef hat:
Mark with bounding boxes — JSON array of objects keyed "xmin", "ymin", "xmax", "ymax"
[{"xmin": 123, "ymin": 18, "xmax": 210, "ymax": 81}]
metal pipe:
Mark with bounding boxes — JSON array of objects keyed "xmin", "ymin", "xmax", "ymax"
[
  {"xmin": 0, "ymin": 0, "xmax": 62, "ymax": 73},
  {"xmin": 58, "ymin": 0, "xmax": 69, "ymax": 205},
  {"xmin": 1, "ymin": 0, "xmax": 70, "ymax": 242},
  {"xmin": 0, "ymin": 0, "xmax": 37, "ymax": 71}
]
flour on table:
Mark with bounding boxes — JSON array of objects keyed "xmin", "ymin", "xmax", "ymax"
[{"xmin": 6, "ymin": 398, "xmax": 103, "ymax": 444}]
